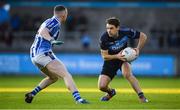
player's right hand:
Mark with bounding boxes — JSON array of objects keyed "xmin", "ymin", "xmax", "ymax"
[
  {"xmin": 133, "ymin": 48, "xmax": 140, "ymax": 57},
  {"xmin": 117, "ymin": 51, "xmax": 126, "ymax": 61},
  {"xmin": 50, "ymin": 39, "xmax": 64, "ymax": 46}
]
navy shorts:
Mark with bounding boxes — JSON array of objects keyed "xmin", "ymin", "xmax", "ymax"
[{"xmin": 101, "ymin": 59, "xmax": 124, "ymax": 80}]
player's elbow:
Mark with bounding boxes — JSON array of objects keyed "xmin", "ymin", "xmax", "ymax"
[
  {"xmin": 141, "ymin": 32, "xmax": 148, "ymax": 41},
  {"xmin": 139, "ymin": 32, "xmax": 148, "ymax": 45},
  {"xmin": 102, "ymin": 55, "xmax": 107, "ymax": 60},
  {"xmin": 39, "ymin": 29, "xmax": 45, "ymax": 37},
  {"xmin": 39, "ymin": 28, "xmax": 47, "ymax": 35},
  {"xmin": 102, "ymin": 55, "xmax": 109, "ymax": 61},
  {"xmin": 101, "ymin": 50, "xmax": 111, "ymax": 61}
]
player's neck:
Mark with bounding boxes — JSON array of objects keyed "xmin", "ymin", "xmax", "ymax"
[
  {"xmin": 113, "ymin": 33, "xmax": 119, "ymax": 38},
  {"xmin": 53, "ymin": 15, "xmax": 61, "ymax": 23}
]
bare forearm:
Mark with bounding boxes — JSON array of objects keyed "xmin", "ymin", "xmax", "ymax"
[
  {"xmin": 137, "ymin": 32, "xmax": 147, "ymax": 50},
  {"xmin": 101, "ymin": 50, "xmax": 118, "ymax": 60},
  {"xmin": 103, "ymin": 54, "xmax": 118, "ymax": 60},
  {"xmin": 39, "ymin": 28, "xmax": 53, "ymax": 41}
]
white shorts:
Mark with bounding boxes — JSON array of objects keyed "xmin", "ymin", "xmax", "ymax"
[{"xmin": 31, "ymin": 52, "xmax": 57, "ymax": 70}]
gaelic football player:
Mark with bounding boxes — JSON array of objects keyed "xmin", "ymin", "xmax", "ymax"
[
  {"xmin": 25, "ymin": 5, "xmax": 88, "ymax": 104},
  {"xmin": 98, "ymin": 17, "xmax": 148, "ymax": 103}
]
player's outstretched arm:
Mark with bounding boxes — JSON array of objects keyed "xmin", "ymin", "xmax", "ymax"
[
  {"xmin": 39, "ymin": 27, "xmax": 53, "ymax": 41},
  {"xmin": 38, "ymin": 27, "xmax": 64, "ymax": 46},
  {"xmin": 50, "ymin": 39, "xmax": 64, "ymax": 46}
]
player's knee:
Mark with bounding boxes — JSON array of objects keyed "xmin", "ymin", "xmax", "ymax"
[
  {"xmin": 49, "ymin": 76, "xmax": 58, "ymax": 83},
  {"xmin": 63, "ymin": 72, "xmax": 72, "ymax": 78},
  {"xmin": 123, "ymin": 72, "xmax": 132, "ymax": 79}
]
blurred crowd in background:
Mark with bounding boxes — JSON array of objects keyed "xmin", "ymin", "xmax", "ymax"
[{"xmin": 0, "ymin": 0, "xmax": 180, "ymax": 53}]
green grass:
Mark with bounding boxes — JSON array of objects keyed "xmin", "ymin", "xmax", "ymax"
[{"xmin": 0, "ymin": 75, "xmax": 180, "ymax": 109}]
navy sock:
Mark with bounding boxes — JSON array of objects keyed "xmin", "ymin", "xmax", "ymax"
[
  {"xmin": 107, "ymin": 88, "xmax": 114, "ymax": 94},
  {"xmin": 72, "ymin": 91, "xmax": 81, "ymax": 101},
  {"xmin": 138, "ymin": 92, "xmax": 144, "ymax": 98},
  {"xmin": 31, "ymin": 86, "xmax": 42, "ymax": 96}
]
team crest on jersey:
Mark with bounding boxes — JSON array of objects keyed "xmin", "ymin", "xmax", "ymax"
[{"xmin": 109, "ymin": 36, "xmax": 129, "ymax": 51}]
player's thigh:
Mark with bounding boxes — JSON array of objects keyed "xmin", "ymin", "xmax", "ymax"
[
  {"xmin": 41, "ymin": 66, "xmax": 58, "ymax": 80},
  {"xmin": 101, "ymin": 60, "xmax": 120, "ymax": 80},
  {"xmin": 45, "ymin": 59, "xmax": 69, "ymax": 78},
  {"xmin": 121, "ymin": 62, "xmax": 132, "ymax": 77},
  {"xmin": 98, "ymin": 75, "xmax": 111, "ymax": 88}
]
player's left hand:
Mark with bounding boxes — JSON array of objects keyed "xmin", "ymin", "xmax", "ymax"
[
  {"xmin": 50, "ymin": 39, "xmax": 64, "ymax": 46},
  {"xmin": 133, "ymin": 48, "xmax": 140, "ymax": 57},
  {"xmin": 117, "ymin": 50, "xmax": 127, "ymax": 61}
]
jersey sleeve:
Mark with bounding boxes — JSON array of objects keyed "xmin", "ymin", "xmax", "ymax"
[
  {"xmin": 45, "ymin": 19, "xmax": 59, "ymax": 31},
  {"xmin": 123, "ymin": 28, "xmax": 140, "ymax": 39},
  {"xmin": 99, "ymin": 34, "xmax": 108, "ymax": 50}
]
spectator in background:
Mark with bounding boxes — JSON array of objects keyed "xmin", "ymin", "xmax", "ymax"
[
  {"xmin": 22, "ymin": 14, "xmax": 34, "ymax": 31},
  {"xmin": 0, "ymin": 1, "xmax": 10, "ymax": 24},
  {"xmin": 150, "ymin": 25, "xmax": 165, "ymax": 48},
  {"xmin": 65, "ymin": 11, "xmax": 79, "ymax": 40},
  {"xmin": 176, "ymin": 24, "xmax": 180, "ymax": 47},
  {"xmin": 0, "ymin": 1, "xmax": 13, "ymax": 46},
  {"xmin": 150, "ymin": 24, "xmax": 180, "ymax": 49},
  {"xmin": 167, "ymin": 29, "xmax": 178, "ymax": 48},
  {"xmin": 80, "ymin": 31, "xmax": 91, "ymax": 49},
  {"xmin": 11, "ymin": 14, "xmax": 21, "ymax": 31},
  {"xmin": 77, "ymin": 12, "xmax": 90, "ymax": 49},
  {"xmin": 66, "ymin": 12, "xmax": 78, "ymax": 32},
  {"xmin": 77, "ymin": 13, "xmax": 88, "ymax": 33},
  {"xmin": 65, "ymin": 10, "xmax": 89, "ymax": 41}
]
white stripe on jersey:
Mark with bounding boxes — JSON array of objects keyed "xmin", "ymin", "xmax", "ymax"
[
  {"xmin": 36, "ymin": 37, "xmax": 42, "ymax": 55},
  {"xmin": 49, "ymin": 23, "xmax": 59, "ymax": 32},
  {"xmin": 31, "ymin": 36, "xmax": 42, "ymax": 56},
  {"xmin": 30, "ymin": 16, "xmax": 61, "ymax": 57}
]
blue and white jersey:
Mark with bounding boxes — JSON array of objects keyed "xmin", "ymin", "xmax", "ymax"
[{"xmin": 30, "ymin": 16, "xmax": 61, "ymax": 57}]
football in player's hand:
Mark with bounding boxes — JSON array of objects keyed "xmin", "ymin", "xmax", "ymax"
[{"xmin": 122, "ymin": 47, "xmax": 137, "ymax": 62}]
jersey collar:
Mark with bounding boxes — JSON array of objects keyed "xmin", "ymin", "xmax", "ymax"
[{"xmin": 53, "ymin": 16, "xmax": 61, "ymax": 24}]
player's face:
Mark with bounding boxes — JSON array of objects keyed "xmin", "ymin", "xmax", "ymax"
[
  {"xmin": 106, "ymin": 24, "xmax": 119, "ymax": 37},
  {"xmin": 57, "ymin": 9, "xmax": 68, "ymax": 22},
  {"xmin": 62, "ymin": 9, "xmax": 68, "ymax": 22}
]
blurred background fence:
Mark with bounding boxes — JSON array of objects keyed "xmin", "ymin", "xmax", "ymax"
[{"xmin": 0, "ymin": 0, "xmax": 180, "ymax": 76}]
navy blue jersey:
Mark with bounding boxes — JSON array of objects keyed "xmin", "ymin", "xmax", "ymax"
[{"xmin": 99, "ymin": 27, "xmax": 140, "ymax": 55}]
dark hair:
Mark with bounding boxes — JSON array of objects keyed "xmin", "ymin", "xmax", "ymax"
[
  {"xmin": 106, "ymin": 17, "xmax": 120, "ymax": 27},
  {"xmin": 54, "ymin": 5, "xmax": 66, "ymax": 12}
]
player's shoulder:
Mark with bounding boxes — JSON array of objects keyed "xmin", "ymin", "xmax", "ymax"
[
  {"xmin": 120, "ymin": 26, "xmax": 138, "ymax": 35},
  {"xmin": 100, "ymin": 32, "xmax": 108, "ymax": 41},
  {"xmin": 120, "ymin": 26, "xmax": 133, "ymax": 32},
  {"xmin": 44, "ymin": 16, "xmax": 60, "ymax": 25}
]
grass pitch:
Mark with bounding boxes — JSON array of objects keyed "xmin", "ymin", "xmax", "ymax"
[{"xmin": 0, "ymin": 75, "xmax": 180, "ymax": 109}]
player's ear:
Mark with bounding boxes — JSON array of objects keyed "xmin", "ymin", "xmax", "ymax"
[
  {"xmin": 62, "ymin": 14, "xmax": 66, "ymax": 20},
  {"xmin": 116, "ymin": 26, "xmax": 120, "ymax": 30},
  {"xmin": 62, "ymin": 12, "xmax": 67, "ymax": 18},
  {"xmin": 117, "ymin": 26, "xmax": 120, "ymax": 30}
]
